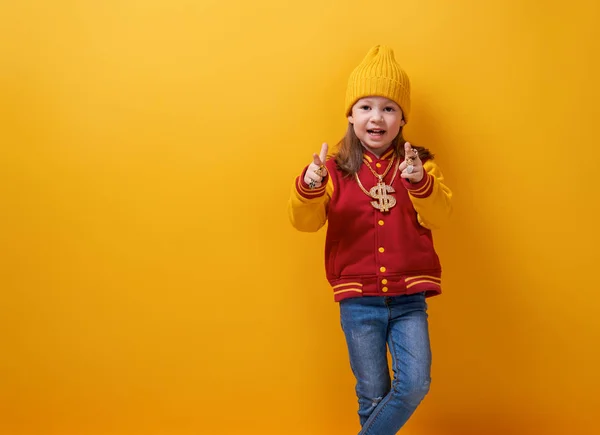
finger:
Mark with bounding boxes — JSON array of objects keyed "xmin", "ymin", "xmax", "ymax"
[
  {"xmin": 401, "ymin": 168, "xmax": 422, "ymax": 179},
  {"xmin": 306, "ymin": 178, "xmax": 322, "ymax": 188},
  {"xmin": 319, "ymin": 143, "xmax": 328, "ymax": 164},
  {"xmin": 306, "ymin": 171, "xmax": 324, "ymax": 182},
  {"xmin": 404, "ymin": 142, "xmax": 419, "ymax": 160},
  {"xmin": 403, "ymin": 159, "xmax": 421, "ymax": 170},
  {"xmin": 304, "ymin": 173, "xmax": 322, "ymax": 186},
  {"xmin": 401, "ymin": 163, "xmax": 421, "ymax": 174},
  {"xmin": 308, "ymin": 164, "xmax": 327, "ymax": 179},
  {"xmin": 312, "ymin": 153, "xmax": 322, "ymax": 166},
  {"xmin": 404, "ymin": 141, "xmax": 412, "ymax": 157}
]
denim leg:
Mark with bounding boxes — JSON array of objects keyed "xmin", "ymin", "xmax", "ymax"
[
  {"xmin": 359, "ymin": 293, "xmax": 432, "ymax": 435},
  {"xmin": 340, "ymin": 297, "xmax": 391, "ymax": 427}
]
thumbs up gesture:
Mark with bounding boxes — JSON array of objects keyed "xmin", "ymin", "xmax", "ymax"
[
  {"xmin": 399, "ymin": 142, "xmax": 423, "ymax": 183},
  {"xmin": 304, "ymin": 143, "xmax": 329, "ymax": 189}
]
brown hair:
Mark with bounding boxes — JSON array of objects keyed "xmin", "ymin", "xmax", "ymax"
[{"xmin": 334, "ymin": 124, "xmax": 434, "ymax": 175}]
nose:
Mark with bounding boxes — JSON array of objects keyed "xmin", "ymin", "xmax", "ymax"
[{"xmin": 370, "ymin": 111, "xmax": 384, "ymax": 122}]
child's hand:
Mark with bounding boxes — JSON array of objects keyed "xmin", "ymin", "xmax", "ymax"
[
  {"xmin": 399, "ymin": 142, "xmax": 423, "ymax": 183},
  {"xmin": 304, "ymin": 143, "xmax": 329, "ymax": 189}
]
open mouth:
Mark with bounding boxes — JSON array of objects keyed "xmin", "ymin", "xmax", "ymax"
[{"xmin": 367, "ymin": 129, "xmax": 386, "ymax": 136}]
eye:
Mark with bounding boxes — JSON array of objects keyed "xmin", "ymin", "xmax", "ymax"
[
  {"xmin": 384, "ymin": 106, "xmax": 395, "ymax": 112},
  {"xmin": 359, "ymin": 105, "xmax": 371, "ymax": 110}
]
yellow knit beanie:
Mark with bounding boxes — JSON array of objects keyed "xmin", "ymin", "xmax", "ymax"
[{"xmin": 345, "ymin": 45, "xmax": 411, "ymax": 122}]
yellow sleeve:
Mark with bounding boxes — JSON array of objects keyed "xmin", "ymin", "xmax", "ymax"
[
  {"xmin": 403, "ymin": 160, "xmax": 453, "ymax": 230},
  {"xmin": 287, "ymin": 168, "xmax": 334, "ymax": 233}
]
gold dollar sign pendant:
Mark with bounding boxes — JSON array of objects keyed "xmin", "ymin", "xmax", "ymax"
[{"xmin": 369, "ymin": 179, "xmax": 397, "ymax": 212}]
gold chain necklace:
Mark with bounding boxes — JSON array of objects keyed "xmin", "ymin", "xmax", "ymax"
[{"xmin": 355, "ymin": 155, "xmax": 399, "ymax": 212}]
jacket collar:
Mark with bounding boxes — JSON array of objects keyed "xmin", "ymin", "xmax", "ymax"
[{"xmin": 362, "ymin": 146, "xmax": 395, "ymax": 162}]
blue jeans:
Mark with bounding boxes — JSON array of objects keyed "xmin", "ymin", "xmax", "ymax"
[{"xmin": 339, "ymin": 293, "xmax": 432, "ymax": 435}]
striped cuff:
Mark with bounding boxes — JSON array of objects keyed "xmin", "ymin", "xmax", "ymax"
[
  {"xmin": 405, "ymin": 274, "xmax": 441, "ymax": 291},
  {"xmin": 333, "ymin": 282, "xmax": 364, "ymax": 298},
  {"xmin": 403, "ymin": 172, "xmax": 434, "ymax": 198}
]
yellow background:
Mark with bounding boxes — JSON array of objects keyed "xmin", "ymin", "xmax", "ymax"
[{"xmin": 1, "ymin": 1, "xmax": 599, "ymax": 434}]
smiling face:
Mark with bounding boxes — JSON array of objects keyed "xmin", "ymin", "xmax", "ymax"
[{"xmin": 348, "ymin": 96, "xmax": 405, "ymax": 157}]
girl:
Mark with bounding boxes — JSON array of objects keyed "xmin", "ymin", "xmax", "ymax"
[{"xmin": 288, "ymin": 45, "xmax": 453, "ymax": 434}]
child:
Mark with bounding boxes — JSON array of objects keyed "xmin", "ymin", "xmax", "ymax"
[{"xmin": 288, "ymin": 45, "xmax": 453, "ymax": 434}]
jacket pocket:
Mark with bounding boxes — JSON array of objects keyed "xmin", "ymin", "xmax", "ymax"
[{"xmin": 327, "ymin": 241, "xmax": 340, "ymax": 278}]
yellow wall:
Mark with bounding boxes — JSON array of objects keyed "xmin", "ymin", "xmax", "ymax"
[{"xmin": 2, "ymin": 1, "xmax": 599, "ymax": 434}]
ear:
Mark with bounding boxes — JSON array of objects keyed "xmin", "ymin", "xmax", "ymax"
[
  {"xmin": 399, "ymin": 119, "xmax": 406, "ymax": 126},
  {"xmin": 348, "ymin": 115, "xmax": 354, "ymax": 124}
]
